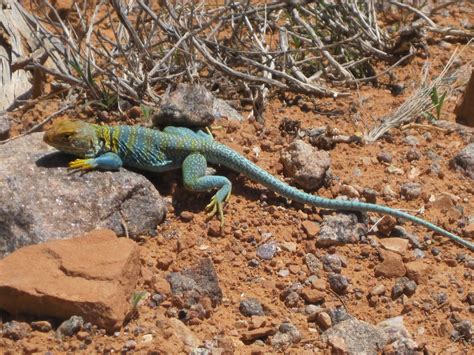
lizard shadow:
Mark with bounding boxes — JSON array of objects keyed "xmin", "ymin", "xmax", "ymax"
[
  {"xmin": 36, "ymin": 152, "xmax": 126, "ymax": 177},
  {"xmin": 144, "ymin": 166, "xmax": 288, "ymax": 217},
  {"xmin": 35, "ymin": 152, "xmax": 73, "ymax": 168},
  {"xmin": 35, "ymin": 154, "xmax": 293, "ymax": 216}
]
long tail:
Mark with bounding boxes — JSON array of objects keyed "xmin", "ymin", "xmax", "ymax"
[{"xmin": 211, "ymin": 145, "xmax": 474, "ymax": 251}]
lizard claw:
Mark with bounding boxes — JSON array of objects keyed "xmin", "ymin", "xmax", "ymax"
[
  {"xmin": 205, "ymin": 195, "xmax": 225, "ymax": 227},
  {"xmin": 68, "ymin": 158, "xmax": 95, "ymax": 171}
]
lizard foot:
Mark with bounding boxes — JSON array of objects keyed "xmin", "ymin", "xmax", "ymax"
[
  {"xmin": 68, "ymin": 158, "xmax": 95, "ymax": 171},
  {"xmin": 205, "ymin": 195, "xmax": 225, "ymax": 226}
]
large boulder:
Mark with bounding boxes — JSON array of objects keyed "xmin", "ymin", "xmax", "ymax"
[
  {"xmin": 0, "ymin": 229, "xmax": 140, "ymax": 332},
  {"xmin": 0, "ymin": 132, "xmax": 167, "ymax": 258}
]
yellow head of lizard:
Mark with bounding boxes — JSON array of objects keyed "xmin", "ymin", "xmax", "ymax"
[{"xmin": 43, "ymin": 119, "xmax": 99, "ymax": 158}]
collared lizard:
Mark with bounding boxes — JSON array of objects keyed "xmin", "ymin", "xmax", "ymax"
[{"xmin": 43, "ymin": 119, "xmax": 474, "ymax": 251}]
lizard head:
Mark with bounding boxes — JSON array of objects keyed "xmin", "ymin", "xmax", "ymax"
[{"xmin": 43, "ymin": 119, "xmax": 99, "ymax": 157}]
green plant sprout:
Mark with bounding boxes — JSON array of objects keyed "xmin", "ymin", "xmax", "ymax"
[
  {"xmin": 140, "ymin": 104, "xmax": 154, "ymax": 120},
  {"xmin": 130, "ymin": 291, "xmax": 148, "ymax": 310},
  {"xmin": 424, "ymin": 86, "xmax": 447, "ymax": 122},
  {"xmin": 69, "ymin": 57, "xmax": 118, "ymax": 111}
]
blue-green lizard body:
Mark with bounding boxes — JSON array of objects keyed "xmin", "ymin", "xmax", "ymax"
[{"xmin": 43, "ymin": 119, "xmax": 474, "ymax": 251}]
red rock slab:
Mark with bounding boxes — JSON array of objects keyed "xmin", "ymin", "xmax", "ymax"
[{"xmin": 0, "ymin": 229, "xmax": 140, "ymax": 332}]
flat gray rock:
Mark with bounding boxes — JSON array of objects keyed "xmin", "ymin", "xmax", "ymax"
[
  {"xmin": 167, "ymin": 258, "xmax": 222, "ymax": 308},
  {"xmin": 322, "ymin": 317, "xmax": 388, "ymax": 355},
  {"xmin": 317, "ymin": 213, "xmax": 367, "ymax": 247},
  {"xmin": 152, "ymin": 83, "xmax": 242, "ymax": 127},
  {"xmin": 377, "ymin": 316, "xmax": 418, "ymax": 353},
  {"xmin": 0, "ymin": 133, "xmax": 167, "ymax": 258}
]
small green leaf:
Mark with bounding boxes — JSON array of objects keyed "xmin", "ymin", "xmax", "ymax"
[
  {"xmin": 423, "ymin": 112, "xmax": 437, "ymax": 122},
  {"xmin": 130, "ymin": 291, "xmax": 148, "ymax": 309},
  {"xmin": 140, "ymin": 104, "xmax": 153, "ymax": 119},
  {"xmin": 69, "ymin": 58, "xmax": 84, "ymax": 78},
  {"xmin": 437, "ymin": 92, "xmax": 446, "ymax": 115},
  {"xmin": 430, "ymin": 87, "xmax": 439, "ymax": 105}
]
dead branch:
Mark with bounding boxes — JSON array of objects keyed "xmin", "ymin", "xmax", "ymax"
[{"xmin": 5, "ymin": 0, "xmax": 470, "ymax": 119}]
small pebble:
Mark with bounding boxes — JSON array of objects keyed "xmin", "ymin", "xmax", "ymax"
[
  {"xmin": 56, "ymin": 316, "xmax": 84, "ymax": 338},
  {"xmin": 257, "ymin": 242, "xmax": 278, "ymax": 260},
  {"xmin": 142, "ymin": 334, "xmax": 153, "ymax": 343},
  {"xmin": 207, "ymin": 222, "xmax": 222, "ymax": 237},
  {"xmin": 369, "ymin": 284, "xmax": 386, "ymax": 296},
  {"xmin": 239, "ymin": 298, "xmax": 265, "ymax": 317},
  {"xmin": 305, "ymin": 304, "xmax": 321, "ymax": 320},
  {"xmin": 316, "ymin": 312, "xmax": 332, "ymax": 330},
  {"xmin": 328, "ymin": 273, "xmax": 349, "ymax": 295},
  {"xmin": 429, "ymin": 162, "xmax": 442, "ymax": 177},
  {"xmin": 248, "ymin": 259, "xmax": 260, "ymax": 268},
  {"xmin": 31, "ymin": 321, "xmax": 52, "ymax": 333},
  {"xmin": 453, "ymin": 320, "xmax": 472, "ymax": 340},
  {"xmin": 304, "ymin": 253, "xmax": 322, "ymax": 275},
  {"xmin": 322, "ymin": 254, "xmax": 342, "ymax": 273},
  {"xmin": 392, "ymin": 277, "xmax": 417, "ymax": 299},
  {"xmin": 400, "ymin": 182, "xmax": 422, "ymax": 200},
  {"xmin": 283, "ymin": 291, "xmax": 300, "ymax": 308},
  {"xmin": 180, "ymin": 211, "xmax": 194, "ymax": 222},
  {"xmin": 432, "ymin": 292, "xmax": 448, "ymax": 305},
  {"xmin": 431, "ymin": 247, "xmax": 441, "ymax": 256},
  {"xmin": 404, "ymin": 280, "xmax": 417, "ymax": 296},
  {"xmin": 377, "ymin": 151, "xmax": 393, "ymax": 164},
  {"xmin": 368, "ymin": 295, "xmax": 379, "ymax": 307},
  {"xmin": 123, "ymin": 340, "xmax": 137, "ymax": 351},
  {"xmin": 445, "ymin": 258, "xmax": 458, "ymax": 267},
  {"xmin": 76, "ymin": 331, "xmax": 90, "ymax": 341},
  {"xmin": 280, "ymin": 242, "xmax": 297, "ymax": 253},
  {"xmin": 301, "ymin": 220, "xmax": 320, "ymax": 238},
  {"xmin": 406, "ymin": 148, "xmax": 421, "ymax": 162},
  {"xmin": 422, "ymin": 132, "xmax": 432, "ymax": 142},
  {"xmin": 466, "ymin": 292, "xmax": 474, "ymax": 305},
  {"xmin": 413, "ymin": 249, "xmax": 425, "ymax": 259},
  {"xmin": 390, "ymin": 83, "xmax": 405, "ymax": 96},
  {"xmin": 2, "ymin": 321, "xmax": 31, "ymax": 340},
  {"xmin": 404, "ymin": 135, "xmax": 419, "ymax": 146},
  {"xmin": 362, "ymin": 187, "xmax": 378, "ymax": 203},
  {"xmin": 391, "ymin": 283, "xmax": 404, "ymax": 299},
  {"xmin": 423, "ymin": 302, "xmax": 433, "ymax": 311}
]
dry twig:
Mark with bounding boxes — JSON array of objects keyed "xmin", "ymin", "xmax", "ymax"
[
  {"xmin": 5, "ymin": 0, "xmax": 470, "ymax": 122},
  {"xmin": 365, "ymin": 47, "xmax": 463, "ymax": 142}
]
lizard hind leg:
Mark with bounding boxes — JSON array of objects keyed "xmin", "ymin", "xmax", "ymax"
[{"xmin": 182, "ymin": 153, "xmax": 232, "ymax": 226}]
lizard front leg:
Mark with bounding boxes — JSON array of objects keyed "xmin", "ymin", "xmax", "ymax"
[
  {"xmin": 182, "ymin": 153, "xmax": 231, "ymax": 226},
  {"xmin": 69, "ymin": 152, "xmax": 123, "ymax": 171}
]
